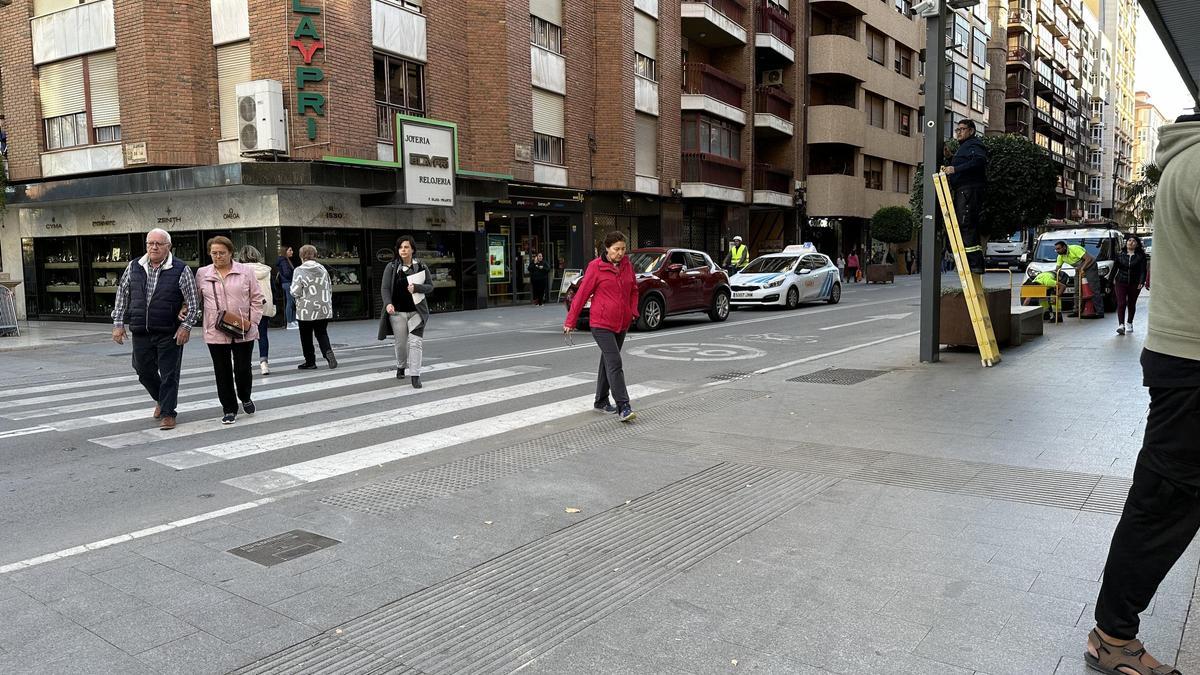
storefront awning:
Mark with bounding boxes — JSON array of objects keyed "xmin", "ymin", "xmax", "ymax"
[{"xmin": 1140, "ymin": 0, "xmax": 1200, "ymax": 109}]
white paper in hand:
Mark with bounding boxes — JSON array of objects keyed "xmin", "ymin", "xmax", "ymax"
[{"xmin": 406, "ymin": 268, "xmax": 426, "ymax": 306}]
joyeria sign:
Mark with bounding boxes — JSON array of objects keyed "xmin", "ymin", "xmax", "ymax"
[{"xmin": 290, "ymin": 0, "xmax": 326, "ymax": 141}]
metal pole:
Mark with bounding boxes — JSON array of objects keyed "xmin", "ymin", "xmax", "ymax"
[{"xmin": 919, "ymin": 1, "xmax": 948, "ymax": 363}]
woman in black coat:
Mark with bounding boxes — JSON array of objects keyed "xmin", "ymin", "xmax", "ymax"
[
  {"xmin": 378, "ymin": 236, "xmax": 435, "ymax": 387},
  {"xmin": 1113, "ymin": 235, "xmax": 1148, "ymax": 336},
  {"xmin": 528, "ymin": 252, "xmax": 551, "ymax": 306}
]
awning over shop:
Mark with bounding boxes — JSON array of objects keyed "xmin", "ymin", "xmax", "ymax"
[{"xmin": 1140, "ymin": 0, "xmax": 1200, "ymax": 109}]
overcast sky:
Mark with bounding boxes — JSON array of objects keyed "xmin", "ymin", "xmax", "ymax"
[{"xmin": 1135, "ymin": 11, "xmax": 1196, "ymax": 120}]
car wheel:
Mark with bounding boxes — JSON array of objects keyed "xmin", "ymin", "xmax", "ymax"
[
  {"xmin": 785, "ymin": 286, "xmax": 800, "ymax": 309},
  {"xmin": 637, "ymin": 295, "xmax": 664, "ymax": 331},
  {"xmin": 708, "ymin": 289, "xmax": 730, "ymax": 322},
  {"xmin": 827, "ymin": 283, "xmax": 841, "ymax": 304}
]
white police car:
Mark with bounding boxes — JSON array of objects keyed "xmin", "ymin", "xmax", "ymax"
[{"xmin": 729, "ymin": 244, "xmax": 842, "ymax": 309}]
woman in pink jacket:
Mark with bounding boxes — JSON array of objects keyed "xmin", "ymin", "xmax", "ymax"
[
  {"xmin": 196, "ymin": 236, "xmax": 263, "ymax": 424},
  {"xmin": 564, "ymin": 231, "xmax": 640, "ymax": 422}
]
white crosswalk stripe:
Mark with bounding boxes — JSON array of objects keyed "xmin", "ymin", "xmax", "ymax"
[
  {"xmin": 150, "ymin": 373, "xmax": 593, "ymax": 469},
  {"xmin": 222, "ymin": 384, "xmax": 666, "ymax": 495}
]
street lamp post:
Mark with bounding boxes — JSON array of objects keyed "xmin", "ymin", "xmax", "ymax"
[{"xmin": 918, "ymin": 0, "xmax": 950, "ymax": 363}]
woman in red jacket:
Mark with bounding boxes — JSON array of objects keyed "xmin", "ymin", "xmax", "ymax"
[{"xmin": 564, "ymin": 231, "xmax": 640, "ymax": 422}]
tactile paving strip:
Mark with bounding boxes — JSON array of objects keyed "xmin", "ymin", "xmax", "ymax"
[
  {"xmin": 319, "ymin": 389, "xmax": 765, "ymax": 515},
  {"xmin": 236, "ymin": 464, "xmax": 838, "ymax": 675},
  {"xmin": 786, "ymin": 367, "xmax": 890, "ymax": 385}
]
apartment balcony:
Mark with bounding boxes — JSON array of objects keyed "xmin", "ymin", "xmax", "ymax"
[
  {"xmin": 754, "ymin": 85, "xmax": 794, "ymax": 136},
  {"xmin": 1038, "ymin": 0, "xmax": 1053, "ymax": 22},
  {"xmin": 681, "ymin": 152, "xmax": 747, "ymax": 202},
  {"xmin": 681, "ymin": 0, "xmax": 748, "ymax": 47},
  {"xmin": 1053, "ymin": 8, "xmax": 1069, "ymax": 37},
  {"xmin": 1006, "ymin": 82, "xmax": 1031, "ymax": 102},
  {"xmin": 807, "ymin": 105, "xmax": 865, "ymax": 146},
  {"xmin": 752, "ymin": 164, "xmax": 794, "ymax": 207},
  {"xmin": 682, "ymin": 63, "xmax": 747, "ymax": 124},
  {"xmin": 807, "ymin": 174, "xmax": 867, "ymax": 219},
  {"xmin": 1007, "ymin": 47, "xmax": 1032, "ymax": 68},
  {"xmin": 810, "ymin": 0, "xmax": 869, "ymax": 12},
  {"xmin": 1006, "ymin": 120, "xmax": 1031, "ymax": 135},
  {"xmin": 1008, "ymin": 7, "xmax": 1033, "ymax": 32},
  {"xmin": 756, "ymin": 1, "xmax": 796, "ymax": 62},
  {"xmin": 809, "ymin": 34, "xmax": 868, "ymax": 82},
  {"xmin": 32, "ymin": 0, "xmax": 115, "ymax": 65}
]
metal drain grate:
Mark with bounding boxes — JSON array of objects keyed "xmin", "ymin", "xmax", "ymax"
[
  {"xmin": 708, "ymin": 371, "xmax": 753, "ymax": 382},
  {"xmin": 320, "ymin": 389, "xmax": 766, "ymax": 515},
  {"xmin": 787, "ymin": 368, "xmax": 889, "ymax": 385},
  {"xmin": 237, "ymin": 464, "xmax": 838, "ymax": 675}
]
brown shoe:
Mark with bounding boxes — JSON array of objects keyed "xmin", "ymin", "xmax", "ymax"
[
  {"xmin": 159, "ymin": 416, "xmax": 176, "ymax": 430},
  {"xmin": 153, "ymin": 404, "xmax": 162, "ymax": 419}
]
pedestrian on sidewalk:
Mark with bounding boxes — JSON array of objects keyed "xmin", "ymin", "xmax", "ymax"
[
  {"xmin": 196, "ymin": 236, "xmax": 262, "ymax": 425},
  {"xmin": 941, "ymin": 119, "xmax": 988, "ymax": 275},
  {"xmin": 845, "ymin": 251, "xmax": 860, "ymax": 283},
  {"xmin": 836, "ymin": 255, "xmax": 845, "ymax": 281},
  {"xmin": 1113, "ymin": 235, "xmax": 1148, "ymax": 336},
  {"xmin": 111, "ymin": 228, "xmax": 199, "ymax": 431},
  {"xmin": 379, "ymin": 235, "xmax": 434, "ymax": 388},
  {"xmin": 276, "ymin": 245, "xmax": 297, "ymax": 330},
  {"xmin": 1086, "ymin": 113, "xmax": 1200, "ymax": 675},
  {"xmin": 528, "ymin": 252, "xmax": 551, "ymax": 306},
  {"xmin": 291, "ymin": 245, "xmax": 337, "ymax": 370},
  {"xmin": 564, "ymin": 231, "xmax": 640, "ymax": 423},
  {"xmin": 239, "ymin": 245, "xmax": 276, "ymax": 374}
]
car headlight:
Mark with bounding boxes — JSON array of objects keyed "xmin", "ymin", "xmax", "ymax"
[{"xmin": 764, "ymin": 278, "xmax": 784, "ymax": 288}]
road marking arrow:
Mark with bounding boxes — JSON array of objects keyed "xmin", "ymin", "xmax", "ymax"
[{"xmin": 818, "ymin": 312, "xmax": 913, "ymax": 331}]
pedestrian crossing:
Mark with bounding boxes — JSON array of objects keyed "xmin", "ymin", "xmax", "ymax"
[{"xmin": 0, "ymin": 350, "xmax": 671, "ymax": 504}]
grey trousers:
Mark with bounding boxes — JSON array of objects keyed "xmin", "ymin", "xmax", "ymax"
[
  {"xmin": 388, "ymin": 312, "xmax": 423, "ymax": 375},
  {"xmin": 592, "ymin": 328, "xmax": 629, "ymax": 407}
]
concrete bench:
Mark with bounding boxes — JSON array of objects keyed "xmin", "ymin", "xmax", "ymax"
[{"xmin": 1010, "ymin": 305, "xmax": 1044, "ymax": 346}]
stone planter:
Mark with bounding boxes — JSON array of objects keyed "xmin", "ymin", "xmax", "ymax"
[
  {"xmin": 866, "ymin": 264, "xmax": 894, "ymax": 284},
  {"xmin": 939, "ymin": 288, "xmax": 1012, "ymax": 347}
]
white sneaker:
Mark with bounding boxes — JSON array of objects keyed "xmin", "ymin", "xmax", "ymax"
[
  {"xmin": 1126, "ymin": 321, "xmax": 1133, "ymax": 331},
  {"xmin": 1117, "ymin": 324, "xmax": 1126, "ymax": 336},
  {"xmin": 260, "ymin": 360, "xmax": 270, "ymax": 376},
  {"xmin": 287, "ymin": 322, "xmax": 299, "ymax": 330}
]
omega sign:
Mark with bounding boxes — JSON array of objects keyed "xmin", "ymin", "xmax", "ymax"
[{"xmin": 401, "ymin": 120, "xmax": 456, "ymax": 206}]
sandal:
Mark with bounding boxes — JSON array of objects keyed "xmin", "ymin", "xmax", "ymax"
[{"xmin": 1086, "ymin": 629, "xmax": 1183, "ymax": 675}]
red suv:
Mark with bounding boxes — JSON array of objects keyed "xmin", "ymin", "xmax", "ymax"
[{"xmin": 563, "ymin": 247, "xmax": 731, "ymax": 331}]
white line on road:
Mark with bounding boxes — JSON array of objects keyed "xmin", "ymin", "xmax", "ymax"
[
  {"xmin": 151, "ymin": 373, "xmax": 592, "ymax": 469},
  {"xmin": 222, "ymin": 383, "xmax": 667, "ymax": 494},
  {"xmin": 818, "ymin": 312, "xmax": 913, "ymax": 331},
  {"xmin": 752, "ymin": 330, "xmax": 921, "ymax": 375},
  {"xmin": 90, "ymin": 366, "xmax": 540, "ymax": 449},
  {"xmin": 0, "ymin": 496, "xmax": 282, "ymax": 575}
]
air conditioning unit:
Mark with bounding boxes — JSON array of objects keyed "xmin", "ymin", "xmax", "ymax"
[
  {"xmin": 761, "ymin": 69, "xmax": 784, "ymax": 86},
  {"xmin": 236, "ymin": 80, "xmax": 288, "ymax": 156}
]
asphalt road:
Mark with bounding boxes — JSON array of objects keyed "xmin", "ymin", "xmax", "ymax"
[{"xmin": 0, "ymin": 274, "xmax": 927, "ymax": 569}]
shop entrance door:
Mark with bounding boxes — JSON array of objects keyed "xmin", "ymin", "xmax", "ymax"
[{"xmin": 487, "ymin": 213, "xmax": 575, "ymax": 306}]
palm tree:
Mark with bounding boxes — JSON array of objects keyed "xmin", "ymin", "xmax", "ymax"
[{"xmin": 1121, "ymin": 163, "xmax": 1161, "ymax": 232}]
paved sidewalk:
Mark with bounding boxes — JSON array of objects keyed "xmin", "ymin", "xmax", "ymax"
[{"xmin": 0, "ymin": 295, "xmax": 1195, "ymax": 674}]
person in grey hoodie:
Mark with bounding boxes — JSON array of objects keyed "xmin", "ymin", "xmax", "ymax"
[
  {"xmin": 378, "ymin": 235, "xmax": 434, "ymax": 388},
  {"xmin": 1086, "ymin": 114, "xmax": 1200, "ymax": 675},
  {"xmin": 290, "ymin": 245, "xmax": 337, "ymax": 370}
]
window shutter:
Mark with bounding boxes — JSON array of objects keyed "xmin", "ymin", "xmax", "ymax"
[
  {"xmin": 532, "ymin": 88, "xmax": 564, "ymax": 138},
  {"xmin": 33, "ymin": 0, "xmax": 81, "ymax": 17},
  {"xmin": 39, "ymin": 57, "xmax": 85, "ymax": 119},
  {"xmin": 634, "ymin": 11, "xmax": 657, "ymax": 58},
  {"xmin": 88, "ymin": 51, "xmax": 120, "ymax": 128},
  {"xmin": 635, "ymin": 113, "xmax": 657, "ymax": 177},
  {"xmin": 529, "ymin": 0, "xmax": 561, "ymax": 25},
  {"xmin": 216, "ymin": 41, "xmax": 252, "ymax": 139}
]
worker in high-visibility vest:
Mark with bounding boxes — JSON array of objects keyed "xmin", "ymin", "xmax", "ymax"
[
  {"xmin": 724, "ymin": 236, "xmax": 749, "ymax": 271},
  {"xmin": 1023, "ymin": 270, "xmax": 1069, "ymax": 320}
]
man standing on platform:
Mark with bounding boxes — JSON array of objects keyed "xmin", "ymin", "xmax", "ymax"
[
  {"xmin": 941, "ymin": 119, "xmax": 988, "ymax": 275},
  {"xmin": 111, "ymin": 228, "xmax": 199, "ymax": 430}
]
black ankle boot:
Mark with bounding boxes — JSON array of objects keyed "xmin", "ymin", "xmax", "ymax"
[
  {"xmin": 396, "ymin": 367, "xmax": 405, "ymax": 379},
  {"xmin": 411, "ymin": 376, "xmax": 422, "ymax": 389},
  {"xmin": 325, "ymin": 350, "xmax": 338, "ymax": 369}
]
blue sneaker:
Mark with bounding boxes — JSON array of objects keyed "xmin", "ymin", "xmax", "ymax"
[
  {"xmin": 619, "ymin": 406, "xmax": 636, "ymax": 423},
  {"xmin": 594, "ymin": 400, "xmax": 618, "ymax": 414}
]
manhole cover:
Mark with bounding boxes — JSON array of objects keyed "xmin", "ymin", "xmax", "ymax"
[
  {"xmin": 227, "ymin": 530, "xmax": 340, "ymax": 567},
  {"xmin": 787, "ymin": 368, "xmax": 888, "ymax": 385},
  {"xmin": 708, "ymin": 371, "xmax": 753, "ymax": 381}
]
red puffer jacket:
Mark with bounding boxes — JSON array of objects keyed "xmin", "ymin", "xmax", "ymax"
[{"xmin": 565, "ymin": 255, "xmax": 639, "ymax": 332}]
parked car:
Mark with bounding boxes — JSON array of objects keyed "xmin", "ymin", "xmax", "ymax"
[
  {"xmin": 562, "ymin": 247, "xmax": 731, "ymax": 331},
  {"xmin": 1025, "ymin": 228, "xmax": 1122, "ymax": 311},
  {"xmin": 729, "ymin": 245, "xmax": 842, "ymax": 308}
]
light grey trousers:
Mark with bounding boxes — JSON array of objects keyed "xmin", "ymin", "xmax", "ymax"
[{"xmin": 388, "ymin": 312, "xmax": 423, "ymax": 375}]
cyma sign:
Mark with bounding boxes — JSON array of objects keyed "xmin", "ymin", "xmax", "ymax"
[{"xmin": 290, "ymin": 0, "xmax": 325, "ymax": 141}]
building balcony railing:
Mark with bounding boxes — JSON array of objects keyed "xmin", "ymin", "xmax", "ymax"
[
  {"xmin": 1007, "ymin": 7, "xmax": 1033, "ymax": 30},
  {"xmin": 757, "ymin": 1, "xmax": 795, "ymax": 44},
  {"xmin": 683, "ymin": 63, "xmax": 746, "ymax": 108},
  {"xmin": 753, "ymin": 163, "xmax": 793, "ymax": 194},
  {"xmin": 684, "ymin": 0, "xmax": 746, "ymax": 24},
  {"xmin": 1006, "ymin": 82, "xmax": 1031, "ymax": 100},
  {"xmin": 377, "ymin": 102, "xmax": 424, "ymax": 141},
  {"xmin": 1006, "ymin": 120, "xmax": 1030, "ymax": 135},
  {"xmin": 755, "ymin": 85, "xmax": 794, "ymax": 119},
  {"xmin": 682, "ymin": 152, "xmax": 746, "ymax": 189},
  {"xmin": 1007, "ymin": 47, "xmax": 1032, "ymax": 67}
]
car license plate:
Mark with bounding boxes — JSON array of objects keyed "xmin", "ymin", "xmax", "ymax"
[{"xmin": 734, "ymin": 292, "xmax": 752, "ymax": 299}]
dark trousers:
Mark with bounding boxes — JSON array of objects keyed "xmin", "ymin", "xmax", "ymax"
[
  {"xmin": 845, "ymin": 267, "xmax": 858, "ymax": 283},
  {"xmin": 132, "ymin": 332, "xmax": 184, "ymax": 417},
  {"xmin": 531, "ymin": 279, "xmax": 548, "ymax": 305},
  {"xmin": 592, "ymin": 328, "xmax": 630, "ymax": 407},
  {"xmin": 952, "ymin": 184, "xmax": 985, "ymax": 271},
  {"xmin": 1095, "ymin": 387, "xmax": 1200, "ymax": 639},
  {"xmin": 208, "ymin": 342, "xmax": 255, "ymax": 414},
  {"xmin": 1114, "ymin": 282, "xmax": 1141, "ymax": 325},
  {"xmin": 298, "ymin": 319, "xmax": 332, "ymax": 365},
  {"xmin": 256, "ymin": 316, "xmax": 270, "ymax": 360}
]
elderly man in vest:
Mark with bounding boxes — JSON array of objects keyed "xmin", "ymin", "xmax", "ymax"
[{"xmin": 111, "ymin": 228, "xmax": 199, "ymax": 430}]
